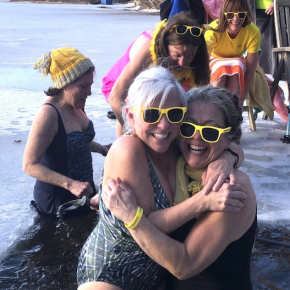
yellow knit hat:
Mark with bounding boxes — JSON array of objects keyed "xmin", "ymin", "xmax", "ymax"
[{"xmin": 33, "ymin": 47, "xmax": 95, "ymax": 89}]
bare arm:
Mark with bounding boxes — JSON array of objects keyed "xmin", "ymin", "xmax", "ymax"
[
  {"xmin": 23, "ymin": 106, "xmax": 93, "ymax": 198},
  {"xmin": 103, "ymin": 175, "xmax": 247, "ymax": 234},
  {"xmin": 104, "ymin": 171, "xmax": 256, "ymax": 279},
  {"xmin": 89, "ymin": 141, "xmax": 111, "ymax": 156},
  {"xmin": 241, "ymin": 52, "xmax": 259, "ymax": 106},
  {"xmin": 102, "ymin": 136, "xmax": 158, "ymax": 216},
  {"xmin": 108, "ymin": 34, "xmax": 152, "ymax": 124}
]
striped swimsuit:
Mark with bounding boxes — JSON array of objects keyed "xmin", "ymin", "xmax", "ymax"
[{"xmin": 77, "ymin": 148, "xmax": 172, "ymax": 289}]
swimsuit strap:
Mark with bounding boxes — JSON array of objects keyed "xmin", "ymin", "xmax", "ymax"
[
  {"xmin": 43, "ymin": 103, "xmax": 66, "ymax": 135},
  {"xmin": 142, "ymin": 31, "xmax": 153, "ymax": 39}
]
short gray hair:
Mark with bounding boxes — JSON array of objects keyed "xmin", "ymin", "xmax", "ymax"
[
  {"xmin": 122, "ymin": 66, "xmax": 187, "ymax": 132},
  {"xmin": 186, "ymin": 85, "xmax": 243, "ymax": 143}
]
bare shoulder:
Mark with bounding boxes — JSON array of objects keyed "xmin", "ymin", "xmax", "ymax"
[
  {"xmin": 29, "ymin": 103, "xmax": 58, "ymax": 136},
  {"xmin": 34, "ymin": 103, "xmax": 58, "ymax": 124},
  {"xmin": 103, "ymin": 136, "xmax": 154, "ymax": 209},
  {"xmin": 233, "ymin": 169, "xmax": 256, "ymax": 201},
  {"xmin": 104, "ymin": 136, "xmax": 148, "ymax": 179},
  {"xmin": 130, "ymin": 31, "xmax": 152, "ymax": 60},
  {"xmin": 108, "ymin": 135, "xmax": 145, "ymax": 159},
  {"xmin": 191, "ymin": 169, "xmax": 256, "ymax": 239}
]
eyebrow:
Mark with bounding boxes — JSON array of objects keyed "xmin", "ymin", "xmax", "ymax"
[{"xmin": 186, "ymin": 117, "xmax": 223, "ymax": 127}]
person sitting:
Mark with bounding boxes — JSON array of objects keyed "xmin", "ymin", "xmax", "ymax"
[
  {"xmin": 23, "ymin": 47, "xmax": 110, "ymax": 220},
  {"xmin": 103, "ymin": 85, "xmax": 257, "ymax": 290},
  {"xmin": 77, "ymin": 66, "xmax": 247, "ymax": 290},
  {"xmin": 204, "ymin": 0, "xmax": 261, "ymax": 107},
  {"xmin": 102, "ymin": 11, "xmax": 210, "ymax": 136}
]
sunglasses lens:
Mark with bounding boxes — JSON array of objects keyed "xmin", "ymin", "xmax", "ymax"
[
  {"xmin": 167, "ymin": 108, "xmax": 184, "ymax": 123},
  {"xmin": 202, "ymin": 128, "xmax": 219, "ymax": 142},
  {"xmin": 190, "ymin": 27, "xmax": 201, "ymax": 36},
  {"xmin": 176, "ymin": 25, "xmax": 187, "ymax": 34},
  {"xmin": 180, "ymin": 123, "xmax": 195, "ymax": 137},
  {"xmin": 226, "ymin": 12, "xmax": 234, "ymax": 19},
  {"xmin": 143, "ymin": 109, "xmax": 160, "ymax": 123},
  {"xmin": 238, "ymin": 12, "xmax": 246, "ymax": 19}
]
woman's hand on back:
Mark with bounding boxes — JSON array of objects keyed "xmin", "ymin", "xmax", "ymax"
[
  {"xmin": 102, "ymin": 177, "xmax": 138, "ymax": 224},
  {"xmin": 202, "ymin": 144, "xmax": 244, "ymax": 194},
  {"xmin": 202, "ymin": 158, "xmax": 235, "ymax": 194},
  {"xmin": 205, "ymin": 181, "xmax": 247, "ymax": 212}
]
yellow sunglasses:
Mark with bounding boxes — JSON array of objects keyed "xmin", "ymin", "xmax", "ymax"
[
  {"xmin": 132, "ymin": 107, "xmax": 187, "ymax": 124},
  {"xmin": 180, "ymin": 122, "xmax": 231, "ymax": 143},
  {"xmin": 171, "ymin": 25, "xmax": 203, "ymax": 37},
  {"xmin": 224, "ymin": 12, "xmax": 247, "ymax": 20}
]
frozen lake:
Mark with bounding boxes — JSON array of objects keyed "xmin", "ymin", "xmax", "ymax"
[
  {"xmin": 0, "ymin": 1, "xmax": 159, "ymax": 261},
  {"xmin": 0, "ymin": 2, "xmax": 289, "ymax": 288}
]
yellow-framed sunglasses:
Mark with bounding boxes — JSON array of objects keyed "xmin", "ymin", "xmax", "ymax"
[
  {"xmin": 132, "ymin": 107, "xmax": 187, "ymax": 124},
  {"xmin": 171, "ymin": 25, "xmax": 203, "ymax": 37},
  {"xmin": 224, "ymin": 11, "xmax": 247, "ymax": 20},
  {"xmin": 180, "ymin": 122, "xmax": 231, "ymax": 143}
]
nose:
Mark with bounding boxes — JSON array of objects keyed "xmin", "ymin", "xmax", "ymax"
[
  {"xmin": 87, "ymin": 86, "xmax": 92, "ymax": 96},
  {"xmin": 178, "ymin": 56, "xmax": 185, "ymax": 66},
  {"xmin": 192, "ymin": 129, "xmax": 202, "ymax": 140},
  {"xmin": 157, "ymin": 113, "xmax": 170, "ymax": 129}
]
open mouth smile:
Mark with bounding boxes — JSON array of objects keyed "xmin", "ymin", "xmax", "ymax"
[
  {"xmin": 189, "ymin": 144, "xmax": 207, "ymax": 154},
  {"xmin": 153, "ymin": 133, "xmax": 169, "ymax": 139}
]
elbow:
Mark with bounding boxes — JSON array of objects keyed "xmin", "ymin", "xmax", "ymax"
[
  {"xmin": 22, "ymin": 160, "xmax": 35, "ymax": 176},
  {"xmin": 171, "ymin": 268, "xmax": 193, "ymax": 280},
  {"xmin": 22, "ymin": 162, "xmax": 30, "ymax": 175},
  {"xmin": 108, "ymin": 95, "xmax": 113, "ymax": 107},
  {"xmin": 170, "ymin": 258, "xmax": 195, "ymax": 280},
  {"xmin": 173, "ymin": 267, "xmax": 194, "ymax": 280}
]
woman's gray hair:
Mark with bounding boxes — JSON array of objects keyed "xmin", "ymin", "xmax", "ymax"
[
  {"xmin": 122, "ymin": 66, "xmax": 187, "ymax": 133},
  {"xmin": 186, "ymin": 85, "xmax": 243, "ymax": 143}
]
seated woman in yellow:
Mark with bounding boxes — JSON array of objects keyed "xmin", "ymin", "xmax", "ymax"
[{"xmin": 204, "ymin": 0, "xmax": 261, "ymax": 107}]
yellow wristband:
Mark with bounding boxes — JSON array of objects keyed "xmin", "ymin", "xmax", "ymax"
[{"xmin": 124, "ymin": 207, "xmax": 143, "ymax": 229}]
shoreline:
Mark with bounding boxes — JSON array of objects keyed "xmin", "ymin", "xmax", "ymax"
[{"xmin": 7, "ymin": 0, "xmax": 161, "ymax": 14}]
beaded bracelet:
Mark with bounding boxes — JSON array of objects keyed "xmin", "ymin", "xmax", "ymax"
[
  {"xmin": 125, "ymin": 207, "xmax": 143, "ymax": 230},
  {"xmin": 226, "ymin": 148, "xmax": 239, "ymax": 167}
]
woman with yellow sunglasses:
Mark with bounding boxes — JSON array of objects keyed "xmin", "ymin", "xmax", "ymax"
[
  {"xmin": 204, "ymin": 0, "xmax": 261, "ymax": 107},
  {"xmin": 102, "ymin": 11, "xmax": 210, "ymax": 137},
  {"xmin": 77, "ymin": 67, "xmax": 247, "ymax": 290},
  {"xmin": 101, "ymin": 85, "xmax": 257, "ymax": 290}
]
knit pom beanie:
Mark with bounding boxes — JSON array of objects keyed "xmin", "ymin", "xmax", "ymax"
[{"xmin": 33, "ymin": 47, "xmax": 95, "ymax": 89}]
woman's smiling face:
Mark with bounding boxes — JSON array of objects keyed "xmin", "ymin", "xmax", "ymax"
[
  {"xmin": 226, "ymin": 12, "xmax": 245, "ymax": 37},
  {"xmin": 178, "ymin": 101, "xmax": 231, "ymax": 169},
  {"xmin": 129, "ymin": 90, "xmax": 183, "ymax": 154}
]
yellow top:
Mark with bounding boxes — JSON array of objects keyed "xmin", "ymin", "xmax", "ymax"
[
  {"xmin": 255, "ymin": 0, "xmax": 273, "ymax": 9},
  {"xmin": 204, "ymin": 20, "xmax": 261, "ymax": 58}
]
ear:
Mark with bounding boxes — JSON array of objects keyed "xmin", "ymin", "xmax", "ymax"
[{"xmin": 126, "ymin": 107, "xmax": 135, "ymax": 129}]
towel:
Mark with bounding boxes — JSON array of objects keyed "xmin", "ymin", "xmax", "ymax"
[
  {"xmin": 174, "ymin": 156, "xmax": 206, "ymax": 205},
  {"xmin": 246, "ymin": 65, "xmax": 274, "ymax": 120}
]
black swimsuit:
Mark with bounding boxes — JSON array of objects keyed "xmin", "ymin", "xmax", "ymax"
[
  {"xmin": 32, "ymin": 103, "xmax": 96, "ymax": 219},
  {"xmin": 167, "ymin": 214, "xmax": 257, "ymax": 290}
]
